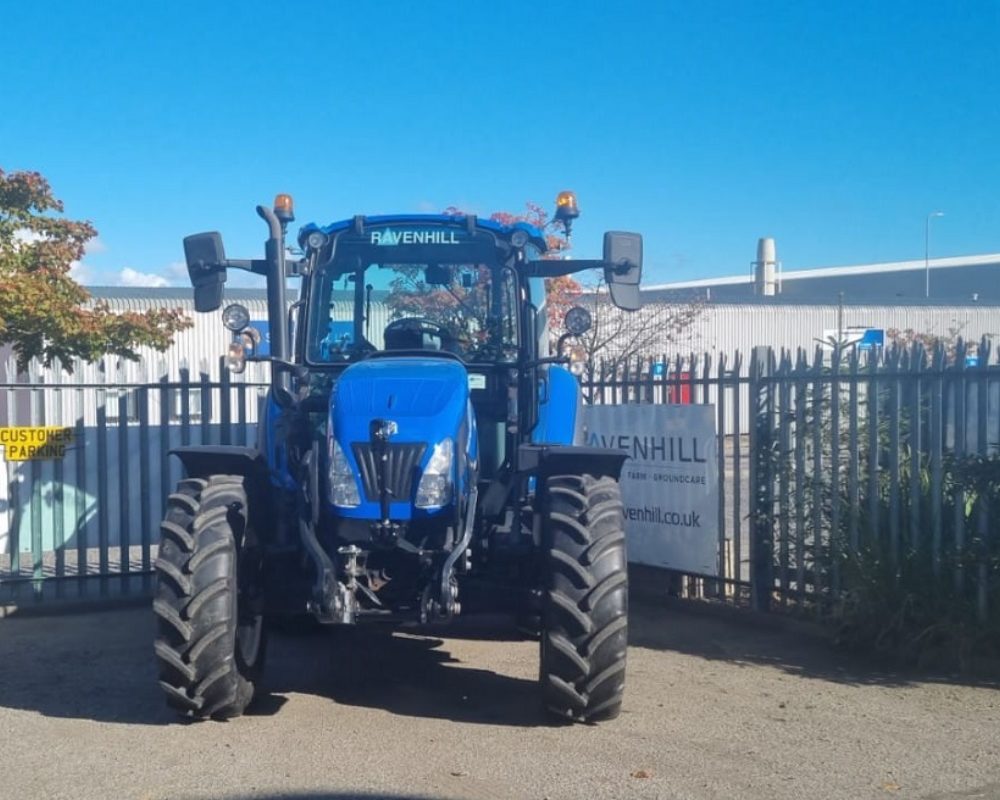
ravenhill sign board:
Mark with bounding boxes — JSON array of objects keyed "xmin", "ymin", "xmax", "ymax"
[
  {"xmin": 0, "ymin": 427, "xmax": 74, "ymax": 461},
  {"xmin": 582, "ymin": 404, "xmax": 719, "ymax": 576}
]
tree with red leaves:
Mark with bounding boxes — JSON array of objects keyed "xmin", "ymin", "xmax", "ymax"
[{"xmin": 483, "ymin": 201, "xmax": 584, "ymax": 333}]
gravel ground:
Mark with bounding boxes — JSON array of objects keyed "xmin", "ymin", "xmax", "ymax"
[{"xmin": 0, "ymin": 600, "xmax": 997, "ymax": 800}]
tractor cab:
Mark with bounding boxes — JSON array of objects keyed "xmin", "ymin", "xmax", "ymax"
[{"xmin": 296, "ymin": 215, "xmax": 543, "ymax": 488}]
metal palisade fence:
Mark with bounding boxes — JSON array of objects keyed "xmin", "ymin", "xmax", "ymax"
[
  {"xmin": 749, "ymin": 338, "xmax": 999, "ymax": 623},
  {"xmin": 2, "ymin": 342, "xmax": 998, "ymax": 626},
  {"xmin": 0, "ymin": 356, "xmax": 268, "ymax": 606},
  {"xmin": 581, "ymin": 352, "xmax": 752, "ymax": 599},
  {"xmin": 582, "ymin": 339, "xmax": 999, "ymax": 623}
]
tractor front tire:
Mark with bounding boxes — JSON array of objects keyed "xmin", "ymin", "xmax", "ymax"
[
  {"xmin": 153, "ymin": 475, "xmax": 266, "ymax": 720},
  {"xmin": 539, "ymin": 473, "xmax": 628, "ymax": 723}
]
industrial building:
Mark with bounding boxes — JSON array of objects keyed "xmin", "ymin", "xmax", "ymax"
[
  {"xmin": 3, "ymin": 242, "xmax": 999, "ymax": 382},
  {"xmin": 646, "ymin": 240, "xmax": 1000, "ymax": 304},
  {"xmin": 599, "ymin": 241, "xmax": 1000, "ymax": 361},
  {"xmin": 2, "ymin": 253, "xmax": 998, "ymax": 560}
]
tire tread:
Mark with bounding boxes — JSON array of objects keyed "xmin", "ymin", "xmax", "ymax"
[
  {"xmin": 539, "ymin": 473, "xmax": 628, "ymax": 723},
  {"xmin": 153, "ymin": 474, "xmax": 263, "ymax": 720}
]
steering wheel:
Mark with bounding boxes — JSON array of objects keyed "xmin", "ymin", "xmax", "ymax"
[
  {"xmin": 385, "ymin": 317, "xmax": 449, "ymax": 337},
  {"xmin": 384, "ymin": 317, "xmax": 453, "ymax": 351}
]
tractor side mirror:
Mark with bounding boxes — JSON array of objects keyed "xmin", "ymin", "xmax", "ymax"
[
  {"xmin": 183, "ymin": 232, "xmax": 227, "ymax": 312},
  {"xmin": 603, "ymin": 231, "xmax": 643, "ymax": 311}
]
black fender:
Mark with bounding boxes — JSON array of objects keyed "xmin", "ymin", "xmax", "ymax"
[
  {"xmin": 170, "ymin": 446, "xmax": 274, "ymax": 549},
  {"xmin": 170, "ymin": 445, "xmax": 267, "ymax": 481},
  {"xmin": 517, "ymin": 444, "xmax": 627, "ymax": 481},
  {"xmin": 480, "ymin": 444, "xmax": 627, "ymax": 520}
]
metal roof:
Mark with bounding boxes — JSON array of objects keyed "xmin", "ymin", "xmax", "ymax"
[
  {"xmin": 645, "ymin": 252, "xmax": 1000, "ymax": 291},
  {"xmin": 87, "ymin": 287, "xmax": 273, "ymax": 301},
  {"xmin": 641, "ymin": 252, "xmax": 1000, "ymax": 305},
  {"xmin": 299, "ymin": 214, "xmax": 548, "ymax": 252}
]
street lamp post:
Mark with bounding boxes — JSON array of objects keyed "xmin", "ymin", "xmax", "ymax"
[{"xmin": 925, "ymin": 211, "xmax": 944, "ymax": 298}]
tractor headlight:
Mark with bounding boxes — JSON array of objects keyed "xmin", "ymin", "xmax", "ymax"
[
  {"xmin": 328, "ymin": 439, "xmax": 360, "ymax": 507},
  {"xmin": 415, "ymin": 438, "xmax": 454, "ymax": 508}
]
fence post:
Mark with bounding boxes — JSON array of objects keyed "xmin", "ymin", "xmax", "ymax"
[
  {"xmin": 975, "ymin": 337, "xmax": 992, "ymax": 623},
  {"xmin": 220, "ymin": 356, "xmax": 232, "ymax": 446},
  {"xmin": 749, "ymin": 346, "xmax": 775, "ymax": 612},
  {"xmin": 715, "ymin": 354, "xmax": 727, "ymax": 599}
]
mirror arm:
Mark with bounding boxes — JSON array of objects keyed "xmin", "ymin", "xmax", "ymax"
[
  {"xmin": 607, "ymin": 260, "xmax": 638, "ymax": 275},
  {"xmin": 191, "ymin": 258, "xmax": 269, "ymax": 279},
  {"xmin": 524, "ymin": 259, "xmax": 606, "ymax": 278},
  {"xmin": 218, "ymin": 258, "xmax": 270, "ymax": 276}
]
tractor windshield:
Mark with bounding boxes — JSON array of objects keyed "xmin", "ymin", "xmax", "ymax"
[{"xmin": 306, "ymin": 239, "xmax": 518, "ymax": 365}]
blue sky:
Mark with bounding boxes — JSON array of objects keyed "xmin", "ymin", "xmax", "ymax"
[{"xmin": 2, "ymin": 0, "xmax": 998, "ymax": 288}]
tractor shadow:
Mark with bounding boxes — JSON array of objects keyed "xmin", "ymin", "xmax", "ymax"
[
  {"xmin": 0, "ymin": 606, "xmax": 547, "ymax": 727},
  {"xmin": 0, "ymin": 605, "xmax": 180, "ymax": 726},
  {"xmin": 254, "ymin": 615, "xmax": 549, "ymax": 727}
]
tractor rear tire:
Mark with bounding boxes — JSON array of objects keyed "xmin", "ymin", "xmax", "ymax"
[
  {"xmin": 539, "ymin": 473, "xmax": 628, "ymax": 723},
  {"xmin": 153, "ymin": 475, "xmax": 266, "ymax": 720}
]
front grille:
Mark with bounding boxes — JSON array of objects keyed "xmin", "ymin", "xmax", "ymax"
[{"xmin": 351, "ymin": 442, "xmax": 427, "ymax": 502}]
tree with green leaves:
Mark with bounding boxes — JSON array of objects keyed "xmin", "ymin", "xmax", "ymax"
[{"xmin": 0, "ymin": 168, "xmax": 190, "ymax": 371}]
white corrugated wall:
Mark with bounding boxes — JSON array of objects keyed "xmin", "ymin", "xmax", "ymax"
[
  {"xmin": 93, "ymin": 291, "xmax": 274, "ymax": 384},
  {"xmin": 611, "ymin": 303, "xmax": 1000, "ymax": 360}
]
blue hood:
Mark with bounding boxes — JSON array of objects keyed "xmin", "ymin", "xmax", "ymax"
[
  {"xmin": 334, "ymin": 357, "xmax": 468, "ymax": 421},
  {"xmin": 330, "ymin": 356, "xmax": 474, "ymax": 519}
]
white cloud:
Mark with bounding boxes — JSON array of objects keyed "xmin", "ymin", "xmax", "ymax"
[
  {"xmin": 84, "ymin": 237, "xmax": 107, "ymax": 255},
  {"xmin": 12, "ymin": 229, "xmax": 43, "ymax": 248},
  {"xmin": 69, "ymin": 260, "xmax": 95, "ymax": 284},
  {"xmin": 164, "ymin": 261, "xmax": 188, "ymax": 282},
  {"xmin": 13, "ymin": 230, "xmax": 105, "ymax": 254},
  {"xmin": 118, "ymin": 267, "xmax": 169, "ymax": 288}
]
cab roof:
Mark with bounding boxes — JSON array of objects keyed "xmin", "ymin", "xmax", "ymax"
[{"xmin": 298, "ymin": 214, "xmax": 548, "ymax": 253}]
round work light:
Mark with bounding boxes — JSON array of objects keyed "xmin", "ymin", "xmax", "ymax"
[
  {"xmin": 222, "ymin": 303, "xmax": 250, "ymax": 332},
  {"xmin": 564, "ymin": 305, "xmax": 593, "ymax": 336}
]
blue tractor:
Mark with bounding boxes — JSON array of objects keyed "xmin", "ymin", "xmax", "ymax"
[{"xmin": 153, "ymin": 192, "xmax": 643, "ymax": 723}]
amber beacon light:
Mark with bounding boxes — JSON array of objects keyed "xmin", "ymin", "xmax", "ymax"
[
  {"xmin": 273, "ymin": 193, "xmax": 295, "ymax": 224},
  {"xmin": 554, "ymin": 190, "xmax": 580, "ymax": 238}
]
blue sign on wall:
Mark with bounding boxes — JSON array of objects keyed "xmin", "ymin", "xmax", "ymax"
[
  {"xmin": 857, "ymin": 329, "xmax": 885, "ymax": 351},
  {"xmin": 250, "ymin": 320, "xmax": 270, "ymax": 356}
]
